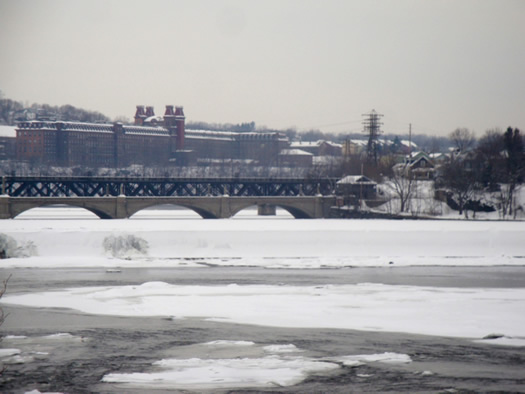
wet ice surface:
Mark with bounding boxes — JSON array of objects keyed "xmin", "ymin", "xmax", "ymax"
[
  {"xmin": 2, "ymin": 267, "xmax": 525, "ymax": 393},
  {"xmin": 2, "ymin": 306, "xmax": 525, "ymax": 393}
]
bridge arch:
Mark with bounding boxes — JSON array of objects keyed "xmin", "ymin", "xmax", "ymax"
[
  {"xmin": 228, "ymin": 201, "xmax": 313, "ymax": 219},
  {"xmin": 11, "ymin": 202, "xmax": 112, "ymax": 219},
  {"xmin": 124, "ymin": 200, "xmax": 220, "ymax": 219}
]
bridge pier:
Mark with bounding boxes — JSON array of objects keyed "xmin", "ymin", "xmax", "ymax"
[
  {"xmin": 314, "ymin": 195, "xmax": 329, "ymax": 218},
  {"xmin": 115, "ymin": 195, "xmax": 129, "ymax": 219},
  {"xmin": 219, "ymin": 196, "xmax": 232, "ymax": 218},
  {"xmin": 0, "ymin": 195, "xmax": 10, "ymax": 219},
  {"xmin": 257, "ymin": 204, "xmax": 276, "ymax": 216}
]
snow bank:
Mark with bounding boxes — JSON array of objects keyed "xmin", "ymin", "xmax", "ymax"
[
  {"xmin": 102, "ymin": 234, "xmax": 149, "ymax": 258},
  {"xmin": 1, "ymin": 209, "xmax": 524, "ymax": 268},
  {"xmin": 0, "ymin": 233, "xmax": 37, "ymax": 258},
  {"xmin": 4, "ymin": 282, "xmax": 525, "ymax": 340}
]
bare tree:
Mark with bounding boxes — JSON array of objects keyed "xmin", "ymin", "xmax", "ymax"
[
  {"xmin": 0, "ymin": 275, "xmax": 10, "ymax": 375},
  {"xmin": 0, "ymin": 98, "xmax": 23, "ymax": 125},
  {"xmin": 450, "ymin": 128, "xmax": 476, "ymax": 153},
  {"xmin": 476, "ymin": 128, "xmax": 504, "ymax": 190},
  {"xmin": 0, "ymin": 275, "xmax": 10, "ymax": 327},
  {"xmin": 428, "ymin": 136, "xmax": 444, "ymax": 154},
  {"xmin": 385, "ymin": 164, "xmax": 415, "ymax": 213},
  {"xmin": 441, "ymin": 159, "xmax": 479, "ymax": 218}
]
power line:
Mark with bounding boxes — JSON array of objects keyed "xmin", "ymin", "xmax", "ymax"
[
  {"xmin": 298, "ymin": 113, "xmax": 445, "ymax": 136},
  {"xmin": 298, "ymin": 119, "xmax": 364, "ymax": 131}
]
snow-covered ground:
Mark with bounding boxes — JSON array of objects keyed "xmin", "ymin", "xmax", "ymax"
[
  {"xmin": 377, "ymin": 180, "xmax": 525, "ymax": 219},
  {"xmin": 1, "ymin": 207, "xmax": 524, "ymax": 268},
  {"xmin": 1, "ymin": 207, "xmax": 525, "ymax": 391}
]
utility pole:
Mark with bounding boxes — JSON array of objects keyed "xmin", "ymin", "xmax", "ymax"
[
  {"xmin": 362, "ymin": 109, "xmax": 384, "ymax": 165},
  {"xmin": 409, "ymin": 123, "xmax": 412, "ymax": 158}
]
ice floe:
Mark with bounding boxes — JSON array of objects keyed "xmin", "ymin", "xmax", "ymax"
[
  {"xmin": 101, "ymin": 340, "xmax": 412, "ymax": 390},
  {"xmin": 3, "ymin": 282, "xmax": 525, "ymax": 339},
  {"xmin": 330, "ymin": 352, "xmax": 412, "ymax": 366}
]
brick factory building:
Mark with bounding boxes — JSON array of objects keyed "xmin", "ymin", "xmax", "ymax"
[{"xmin": 15, "ymin": 105, "xmax": 289, "ymax": 167}]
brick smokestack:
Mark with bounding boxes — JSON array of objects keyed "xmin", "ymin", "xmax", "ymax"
[
  {"xmin": 164, "ymin": 105, "xmax": 175, "ymax": 117},
  {"xmin": 145, "ymin": 106, "xmax": 155, "ymax": 118},
  {"xmin": 134, "ymin": 105, "xmax": 146, "ymax": 125},
  {"xmin": 175, "ymin": 106, "xmax": 185, "ymax": 150},
  {"xmin": 163, "ymin": 105, "xmax": 175, "ymax": 128}
]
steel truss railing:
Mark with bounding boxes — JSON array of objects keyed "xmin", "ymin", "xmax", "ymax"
[{"xmin": 1, "ymin": 176, "xmax": 338, "ymax": 197}]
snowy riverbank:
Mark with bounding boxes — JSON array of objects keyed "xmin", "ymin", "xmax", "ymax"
[{"xmin": 1, "ymin": 207, "xmax": 524, "ymax": 269}]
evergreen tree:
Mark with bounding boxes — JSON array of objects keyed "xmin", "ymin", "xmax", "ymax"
[{"xmin": 500, "ymin": 127, "xmax": 524, "ymax": 217}]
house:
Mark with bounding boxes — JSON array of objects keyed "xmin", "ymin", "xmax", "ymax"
[
  {"xmin": 278, "ymin": 149, "xmax": 313, "ymax": 167},
  {"xmin": 342, "ymin": 139, "xmax": 367, "ymax": 156},
  {"xmin": 0, "ymin": 125, "xmax": 17, "ymax": 160},
  {"xmin": 290, "ymin": 140, "xmax": 342, "ymax": 156},
  {"xmin": 394, "ymin": 151, "xmax": 435, "ymax": 179},
  {"xmin": 336, "ymin": 175, "xmax": 377, "ymax": 199},
  {"xmin": 429, "ymin": 152, "xmax": 449, "ymax": 164}
]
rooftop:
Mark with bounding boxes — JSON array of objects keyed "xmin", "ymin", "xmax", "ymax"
[{"xmin": 0, "ymin": 125, "xmax": 16, "ymax": 138}]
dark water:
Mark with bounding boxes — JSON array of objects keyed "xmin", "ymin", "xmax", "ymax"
[{"xmin": 1, "ymin": 266, "xmax": 525, "ymax": 393}]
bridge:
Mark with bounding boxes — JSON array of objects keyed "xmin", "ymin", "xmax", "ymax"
[
  {"xmin": 1, "ymin": 176, "xmax": 337, "ymax": 197},
  {"xmin": 0, "ymin": 176, "xmax": 338, "ymax": 219}
]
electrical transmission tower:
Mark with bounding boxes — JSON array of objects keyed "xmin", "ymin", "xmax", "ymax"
[{"xmin": 362, "ymin": 109, "xmax": 383, "ymax": 164}]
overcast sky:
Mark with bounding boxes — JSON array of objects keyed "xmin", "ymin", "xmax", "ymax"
[{"xmin": 0, "ymin": 0, "xmax": 524, "ymax": 136}]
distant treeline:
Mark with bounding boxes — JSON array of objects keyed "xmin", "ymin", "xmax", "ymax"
[
  {"xmin": 1, "ymin": 92, "xmax": 451, "ymax": 150},
  {"xmin": 0, "ymin": 93, "xmax": 110, "ymax": 125}
]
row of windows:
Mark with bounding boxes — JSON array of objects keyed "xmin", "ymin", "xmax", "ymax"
[
  {"xmin": 18, "ymin": 146, "xmax": 46, "ymax": 154},
  {"xmin": 18, "ymin": 122, "xmax": 56, "ymax": 129},
  {"xmin": 17, "ymin": 131, "xmax": 170, "ymax": 143},
  {"xmin": 64, "ymin": 124, "xmax": 113, "ymax": 132}
]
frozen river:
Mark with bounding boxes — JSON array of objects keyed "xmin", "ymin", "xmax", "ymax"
[
  {"xmin": 1, "ymin": 207, "xmax": 525, "ymax": 392},
  {"xmin": 2, "ymin": 266, "xmax": 525, "ymax": 393}
]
